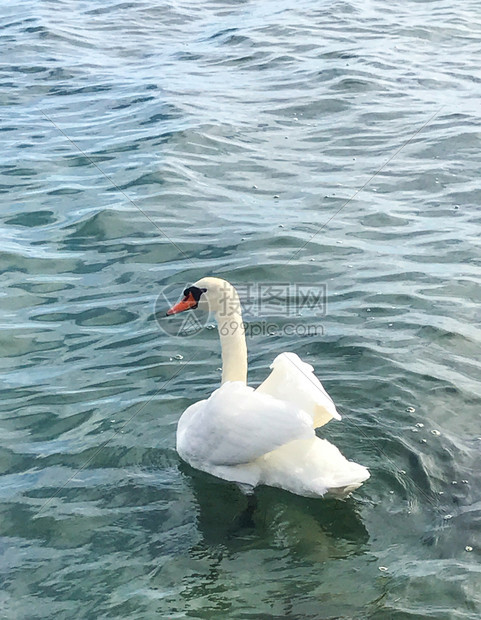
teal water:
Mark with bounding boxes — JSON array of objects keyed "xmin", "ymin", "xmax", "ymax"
[{"xmin": 1, "ymin": 0, "xmax": 481, "ymax": 617}]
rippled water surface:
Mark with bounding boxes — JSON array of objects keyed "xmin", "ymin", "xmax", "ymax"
[{"xmin": 1, "ymin": 0, "xmax": 481, "ymax": 617}]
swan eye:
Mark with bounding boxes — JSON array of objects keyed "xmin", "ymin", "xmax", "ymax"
[
  {"xmin": 183, "ymin": 286, "xmax": 207, "ymax": 301},
  {"xmin": 167, "ymin": 286, "xmax": 207, "ymax": 316}
]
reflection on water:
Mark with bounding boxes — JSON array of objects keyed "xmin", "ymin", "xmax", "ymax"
[
  {"xmin": 153, "ymin": 466, "xmax": 373, "ymax": 618},
  {"xmin": 185, "ymin": 464, "xmax": 370, "ymax": 551}
]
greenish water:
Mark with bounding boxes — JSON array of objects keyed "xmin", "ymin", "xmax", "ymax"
[{"xmin": 1, "ymin": 0, "xmax": 480, "ymax": 618}]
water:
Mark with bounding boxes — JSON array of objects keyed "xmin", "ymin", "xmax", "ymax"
[{"xmin": 1, "ymin": 0, "xmax": 480, "ymax": 617}]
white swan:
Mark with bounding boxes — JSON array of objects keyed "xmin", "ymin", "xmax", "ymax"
[{"xmin": 167, "ymin": 277, "xmax": 369, "ymax": 498}]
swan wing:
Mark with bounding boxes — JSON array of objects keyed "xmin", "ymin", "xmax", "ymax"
[
  {"xmin": 176, "ymin": 381, "xmax": 314, "ymax": 467},
  {"xmin": 256, "ymin": 352, "xmax": 341, "ymax": 428}
]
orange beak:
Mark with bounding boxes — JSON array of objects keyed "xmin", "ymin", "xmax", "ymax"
[{"xmin": 166, "ymin": 292, "xmax": 198, "ymax": 315}]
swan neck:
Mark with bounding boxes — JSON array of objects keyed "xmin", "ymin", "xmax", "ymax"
[{"xmin": 217, "ymin": 310, "xmax": 247, "ymax": 384}]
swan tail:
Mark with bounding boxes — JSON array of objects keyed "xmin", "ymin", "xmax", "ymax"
[{"xmin": 258, "ymin": 437, "xmax": 370, "ymax": 498}]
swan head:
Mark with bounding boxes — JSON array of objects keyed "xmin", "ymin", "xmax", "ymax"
[{"xmin": 166, "ymin": 277, "xmax": 241, "ymax": 318}]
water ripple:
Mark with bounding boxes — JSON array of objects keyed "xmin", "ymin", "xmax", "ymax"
[{"xmin": 1, "ymin": 0, "xmax": 481, "ymax": 617}]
